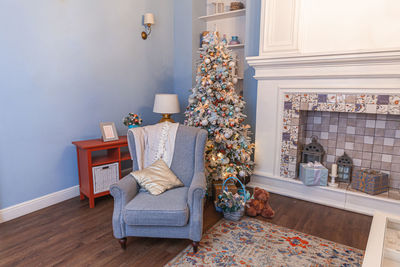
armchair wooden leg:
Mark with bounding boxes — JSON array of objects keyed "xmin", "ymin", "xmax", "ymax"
[
  {"xmin": 118, "ymin": 238, "xmax": 127, "ymax": 250},
  {"xmin": 192, "ymin": 241, "xmax": 199, "ymax": 253}
]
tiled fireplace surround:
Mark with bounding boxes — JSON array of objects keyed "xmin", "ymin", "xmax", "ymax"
[{"xmin": 281, "ymin": 93, "xmax": 400, "ymax": 192}]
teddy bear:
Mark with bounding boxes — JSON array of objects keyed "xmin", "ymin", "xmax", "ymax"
[{"xmin": 245, "ymin": 187, "xmax": 275, "ymax": 218}]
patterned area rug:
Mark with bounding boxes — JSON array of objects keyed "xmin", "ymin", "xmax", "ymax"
[{"xmin": 166, "ymin": 217, "xmax": 364, "ymax": 266}]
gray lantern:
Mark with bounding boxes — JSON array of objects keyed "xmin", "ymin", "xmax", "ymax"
[
  {"xmin": 302, "ymin": 136, "xmax": 325, "ymax": 164},
  {"xmin": 337, "ymin": 153, "xmax": 353, "ymax": 183}
]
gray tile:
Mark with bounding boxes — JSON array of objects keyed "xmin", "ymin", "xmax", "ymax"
[
  {"xmin": 363, "ymin": 144, "xmax": 373, "ymax": 152},
  {"xmin": 392, "ymin": 156, "xmax": 400, "ymax": 164},
  {"xmin": 355, "ymin": 128, "xmax": 365, "ymax": 135},
  {"xmin": 374, "ymin": 137, "xmax": 384, "ymax": 145},
  {"xmin": 387, "ymin": 120, "xmax": 400, "ymax": 130},
  {"xmin": 328, "ymin": 140, "xmax": 337, "ymax": 148},
  {"xmin": 366, "ymin": 120, "xmax": 376, "ymax": 128},
  {"xmin": 384, "ymin": 138, "xmax": 395, "ymax": 146},
  {"xmin": 338, "ymin": 119, "xmax": 347, "ymax": 127},
  {"xmin": 382, "ymin": 154, "xmax": 392, "ymax": 163},
  {"xmin": 338, "ymin": 127, "xmax": 347, "ymax": 134},
  {"xmin": 372, "ymin": 153, "xmax": 382, "ymax": 161},
  {"xmin": 394, "ymin": 139, "xmax": 400, "ymax": 147},
  {"xmin": 348, "ymin": 119, "xmax": 357, "ymax": 127},
  {"xmin": 373, "ymin": 145, "xmax": 383, "ymax": 153},
  {"xmin": 345, "ymin": 135, "xmax": 355, "ymax": 142},
  {"xmin": 356, "ymin": 119, "xmax": 366, "ymax": 128},
  {"xmin": 336, "ymin": 141, "xmax": 345, "ymax": 149},
  {"xmin": 354, "ymin": 143, "xmax": 363, "ymax": 151},
  {"xmin": 361, "ymin": 160, "xmax": 371, "ymax": 168},
  {"xmin": 375, "ymin": 128, "xmax": 385, "ymax": 137},
  {"xmin": 371, "ymin": 161, "xmax": 381, "ymax": 169},
  {"xmin": 385, "ymin": 130, "xmax": 396, "ymax": 138},
  {"xmin": 355, "ymin": 135, "xmax": 364, "ymax": 143},
  {"xmin": 365, "ymin": 128, "xmax": 375, "ymax": 136},
  {"xmin": 382, "ymin": 162, "xmax": 392, "ymax": 171},
  {"xmin": 328, "ymin": 132, "xmax": 337, "ymax": 139},
  {"xmin": 376, "ymin": 120, "xmax": 386, "ymax": 128},
  {"xmin": 346, "ymin": 126, "xmax": 356, "ymax": 135},
  {"xmin": 391, "ymin": 163, "xmax": 400, "ymax": 172},
  {"xmin": 362, "ymin": 152, "xmax": 372, "ymax": 160},
  {"xmin": 364, "ymin": 136, "xmax": 374, "ymax": 144},
  {"xmin": 329, "ymin": 125, "xmax": 338, "ymax": 133},
  {"xmin": 383, "ymin": 145, "xmax": 394, "ymax": 154}
]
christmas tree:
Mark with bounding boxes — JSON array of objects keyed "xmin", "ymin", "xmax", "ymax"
[{"xmin": 184, "ymin": 32, "xmax": 255, "ymax": 189}]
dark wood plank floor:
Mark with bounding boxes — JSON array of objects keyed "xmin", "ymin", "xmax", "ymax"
[{"xmin": 0, "ymin": 193, "xmax": 372, "ymax": 267}]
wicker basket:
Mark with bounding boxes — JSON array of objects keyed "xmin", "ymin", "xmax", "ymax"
[
  {"xmin": 223, "ymin": 207, "xmax": 245, "ymax": 221},
  {"xmin": 217, "ymin": 177, "xmax": 249, "ymax": 221},
  {"xmin": 230, "ymin": 2, "xmax": 244, "ymax": 11}
]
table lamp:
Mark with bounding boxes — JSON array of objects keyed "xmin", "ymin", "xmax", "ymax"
[{"xmin": 153, "ymin": 94, "xmax": 180, "ymax": 123}]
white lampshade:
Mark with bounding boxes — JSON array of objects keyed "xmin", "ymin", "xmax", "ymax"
[
  {"xmin": 153, "ymin": 94, "xmax": 180, "ymax": 114},
  {"xmin": 144, "ymin": 13, "xmax": 155, "ymax": 25}
]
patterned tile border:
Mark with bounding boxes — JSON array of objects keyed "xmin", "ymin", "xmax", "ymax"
[{"xmin": 280, "ymin": 93, "xmax": 400, "ymax": 178}]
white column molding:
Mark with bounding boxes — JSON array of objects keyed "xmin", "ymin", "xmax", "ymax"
[{"xmin": 259, "ymin": 0, "xmax": 300, "ymax": 55}]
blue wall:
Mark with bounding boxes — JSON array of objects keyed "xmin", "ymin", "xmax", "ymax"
[
  {"xmin": 0, "ymin": 0, "xmax": 260, "ymax": 210},
  {"xmin": 0, "ymin": 0, "xmax": 175, "ymax": 209}
]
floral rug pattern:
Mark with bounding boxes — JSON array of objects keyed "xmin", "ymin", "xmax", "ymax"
[{"xmin": 166, "ymin": 217, "xmax": 364, "ymax": 266}]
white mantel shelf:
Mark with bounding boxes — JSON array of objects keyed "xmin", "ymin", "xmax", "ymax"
[
  {"xmin": 249, "ymin": 174, "xmax": 400, "ymax": 216},
  {"xmin": 246, "ymin": 49, "xmax": 400, "ymax": 80}
]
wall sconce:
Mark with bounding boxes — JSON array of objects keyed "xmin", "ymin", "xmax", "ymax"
[{"xmin": 142, "ymin": 13, "xmax": 155, "ymax": 40}]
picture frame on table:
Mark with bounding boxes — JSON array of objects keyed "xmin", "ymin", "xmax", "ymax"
[{"xmin": 100, "ymin": 122, "xmax": 119, "ymax": 142}]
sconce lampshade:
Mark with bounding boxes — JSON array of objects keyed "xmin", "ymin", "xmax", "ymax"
[
  {"xmin": 153, "ymin": 94, "xmax": 180, "ymax": 114},
  {"xmin": 144, "ymin": 13, "xmax": 155, "ymax": 25}
]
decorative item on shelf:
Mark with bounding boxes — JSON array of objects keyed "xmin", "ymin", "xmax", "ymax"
[
  {"xmin": 123, "ymin": 113, "xmax": 142, "ymax": 129},
  {"xmin": 200, "ymin": 31, "xmax": 210, "ymax": 47},
  {"xmin": 215, "ymin": 177, "xmax": 249, "ymax": 221},
  {"xmin": 141, "ymin": 13, "xmax": 155, "ymax": 40},
  {"xmin": 329, "ymin": 163, "xmax": 339, "ymax": 187},
  {"xmin": 301, "ymin": 136, "xmax": 325, "ymax": 164},
  {"xmin": 299, "ymin": 162, "xmax": 328, "ymax": 186},
  {"xmin": 213, "ymin": 0, "xmax": 225, "ymax": 14},
  {"xmin": 351, "ymin": 169, "xmax": 389, "ymax": 195},
  {"xmin": 221, "ymin": 34, "xmax": 228, "ymax": 45},
  {"xmin": 337, "ymin": 153, "xmax": 353, "ymax": 183},
  {"xmin": 99, "ymin": 122, "xmax": 119, "ymax": 142},
  {"xmin": 230, "ymin": 1, "xmax": 245, "ymax": 10},
  {"xmin": 229, "ymin": 36, "xmax": 240, "ymax": 45},
  {"xmin": 153, "ymin": 94, "xmax": 180, "ymax": 123}
]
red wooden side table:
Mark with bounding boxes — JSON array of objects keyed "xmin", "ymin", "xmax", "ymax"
[{"xmin": 72, "ymin": 136, "xmax": 131, "ymax": 208}]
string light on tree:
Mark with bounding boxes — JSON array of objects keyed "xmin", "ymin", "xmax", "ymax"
[{"xmin": 184, "ymin": 32, "xmax": 255, "ymax": 191}]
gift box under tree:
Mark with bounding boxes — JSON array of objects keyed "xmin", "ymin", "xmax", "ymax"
[
  {"xmin": 299, "ymin": 162, "xmax": 328, "ymax": 186},
  {"xmin": 351, "ymin": 169, "xmax": 389, "ymax": 195}
]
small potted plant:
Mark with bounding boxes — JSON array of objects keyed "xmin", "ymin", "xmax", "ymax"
[
  {"xmin": 123, "ymin": 113, "xmax": 142, "ymax": 128},
  {"xmin": 215, "ymin": 190, "xmax": 245, "ymax": 221}
]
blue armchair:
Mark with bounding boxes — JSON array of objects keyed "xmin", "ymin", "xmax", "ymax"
[{"xmin": 110, "ymin": 125, "xmax": 207, "ymax": 253}]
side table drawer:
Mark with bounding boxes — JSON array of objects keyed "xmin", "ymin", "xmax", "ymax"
[{"xmin": 92, "ymin": 163, "xmax": 119, "ymax": 194}]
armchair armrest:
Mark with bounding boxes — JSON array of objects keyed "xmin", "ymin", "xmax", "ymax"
[
  {"xmin": 188, "ymin": 172, "xmax": 206, "ymax": 242},
  {"xmin": 188, "ymin": 172, "xmax": 206, "ymax": 209},
  {"xmin": 109, "ymin": 174, "xmax": 139, "ymax": 238}
]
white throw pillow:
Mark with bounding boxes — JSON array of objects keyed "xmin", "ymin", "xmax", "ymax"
[{"xmin": 131, "ymin": 159, "xmax": 183, "ymax": 195}]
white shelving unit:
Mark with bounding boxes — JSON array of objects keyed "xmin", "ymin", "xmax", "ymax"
[
  {"xmin": 198, "ymin": 9, "xmax": 246, "ymax": 21},
  {"xmin": 197, "ymin": 0, "xmax": 246, "ymax": 95}
]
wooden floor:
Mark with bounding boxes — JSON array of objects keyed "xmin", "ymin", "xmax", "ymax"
[{"xmin": 0, "ymin": 193, "xmax": 372, "ymax": 267}]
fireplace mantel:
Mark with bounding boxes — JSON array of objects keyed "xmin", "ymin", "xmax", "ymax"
[{"xmin": 247, "ymin": 50, "xmax": 400, "ymax": 80}]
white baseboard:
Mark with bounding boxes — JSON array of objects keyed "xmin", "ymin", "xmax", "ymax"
[{"xmin": 0, "ymin": 185, "xmax": 80, "ymax": 223}]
